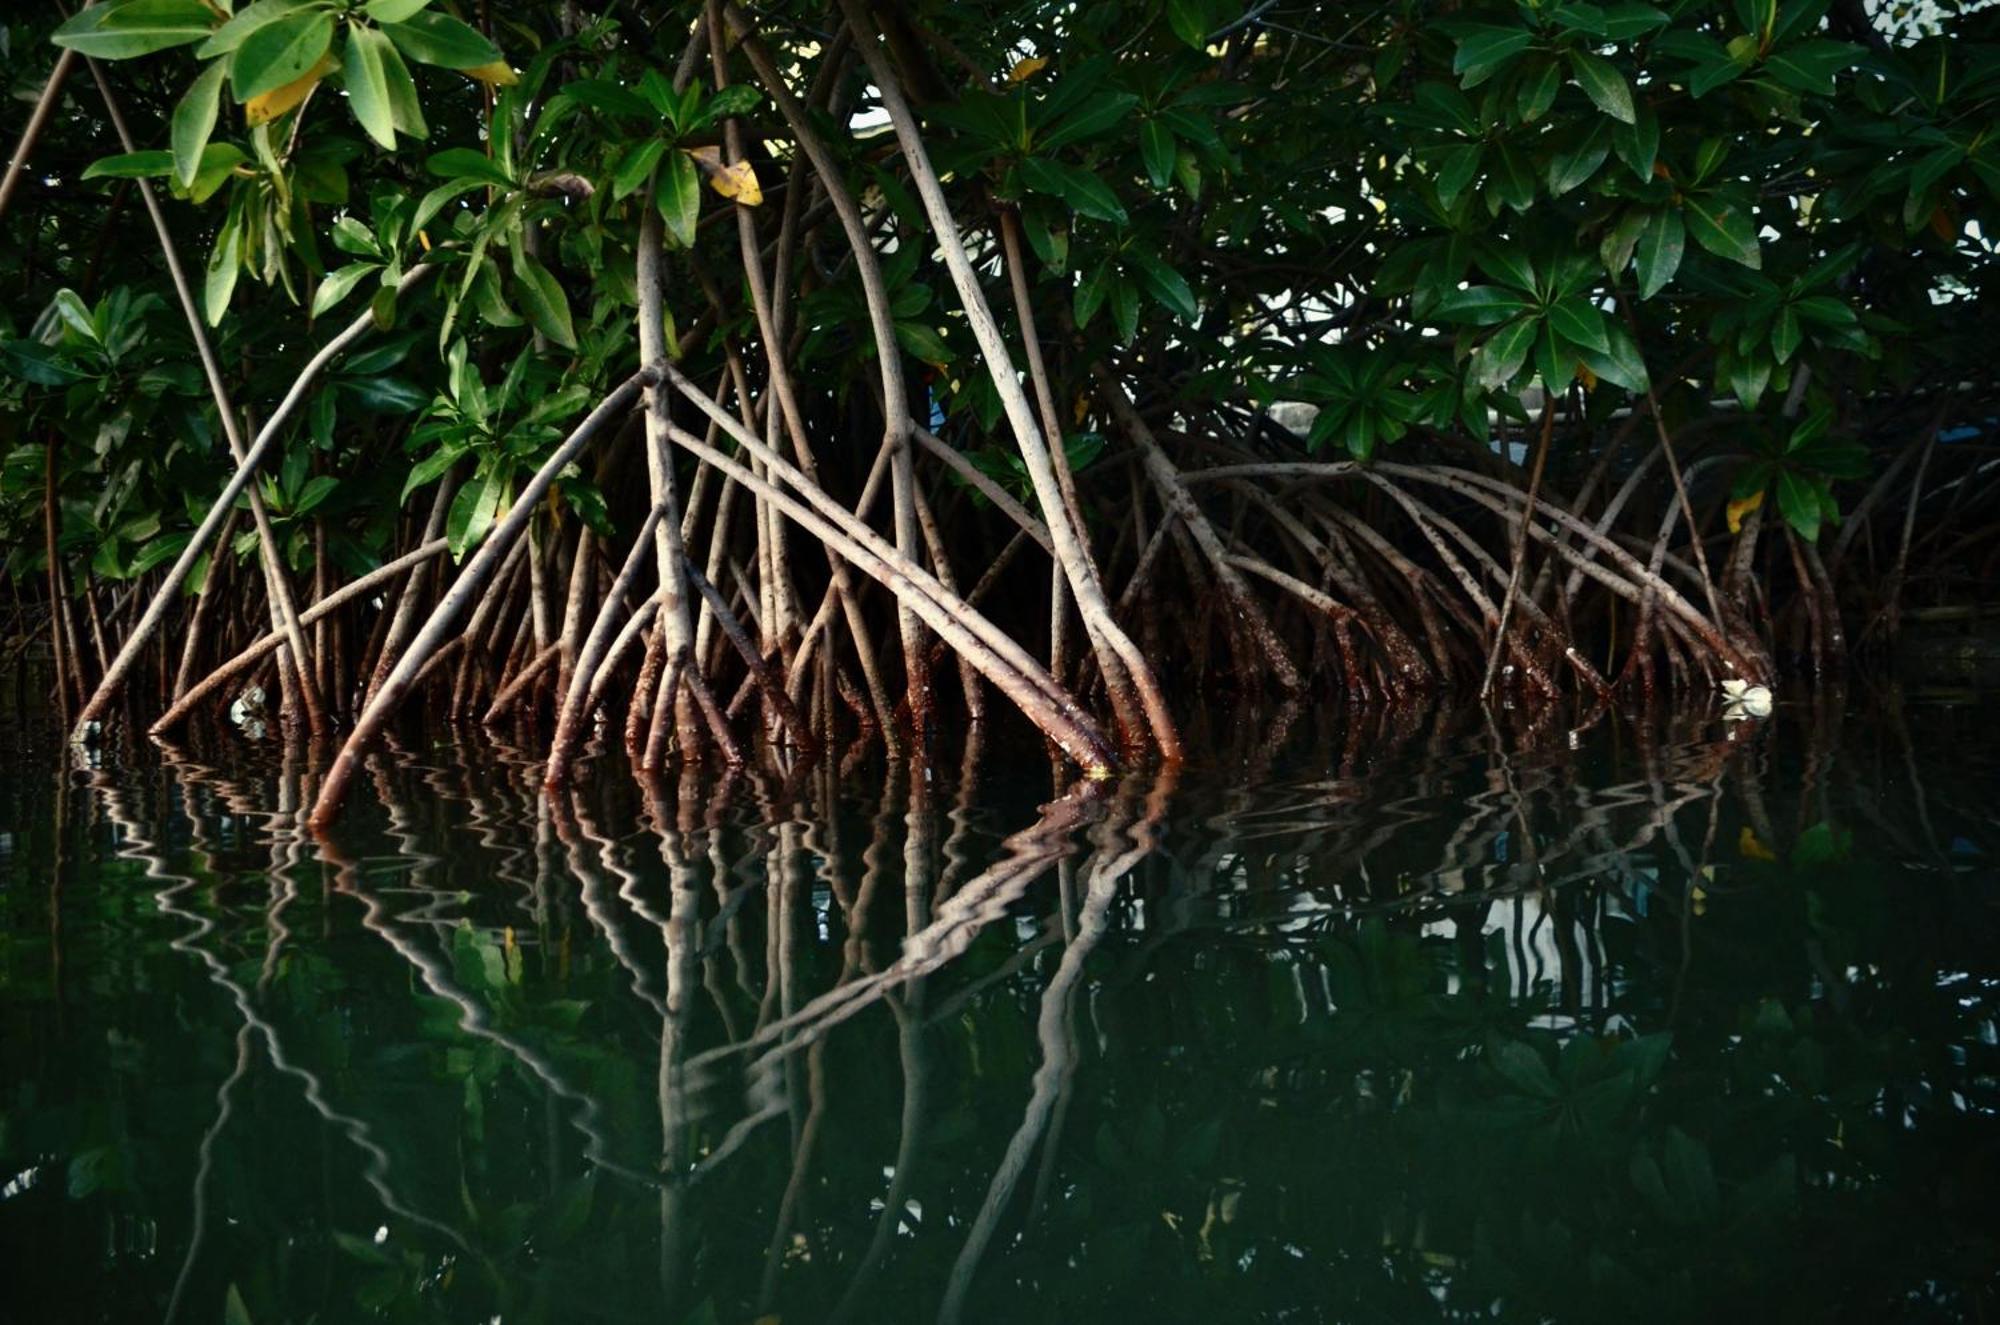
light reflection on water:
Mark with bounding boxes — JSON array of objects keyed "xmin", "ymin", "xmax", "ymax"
[{"xmin": 2, "ymin": 692, "xmax": 1998, "ymax": 1323}]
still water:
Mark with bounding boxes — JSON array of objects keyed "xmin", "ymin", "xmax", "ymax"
[{"xmin": 2, "ymin": 694, "xmax": 1997, "ymax": 1323}]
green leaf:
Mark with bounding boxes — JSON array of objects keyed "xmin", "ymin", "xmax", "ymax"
[
  {"xmin": 1474, "ymin": 317, "xmax": 1537, "ymax": 388},
  {"xmin": 1488, "ymin": 1038, "xmax": 1560, "ymax": 1098},
  {"xmin": 1635, "ymin": 208, "xmax": 1684, "ymax": 298},
  {"xmin": 1567, "ymin": 50, "xmax": 1635, "ymax": 123},
  {"xmin": 1433, "ymin": 285, "xmax": 1533, "ymax": 325},
  {"xmin": 51, "ymin": 290, "xmax": 100, "ymax": 343},
  {"xmin": 172, "ymin": 60, "xmax": 228, "ymax": 188},
  {"xmin": 204, "ymin": 216, "xmax": 241, "ymax": 326},
  {"xmin": 451, "ymin": 469, "xmax": 508, "ymax": 557},
  {"xmin": 1, "ymin": 341, "xmax": 87, "ymax": 386},
  {"xmin": 1166, "ymin": 0, "xmax": 1211, "ymax": 49},
  {"xmin": 231, "ymin": 11, "xmax": 333, "ymax": 102},
  {"xmin": 1770, "ymin": 304, "xmax": 1801, "ymax": 363},
  {"xmin": 613, "ymin": 138, "xmax": 667, "ymax": 201},
  {"xmin": 1610, "ymin": 103, "xmax": 1658, "ymax": 180},
  {"xmin": 656, "ymin": 151, "xmax": 700, "ymax": 249},
  {"xmin": 1434, "ymin": 143, "xmax": 1482, "ymax": 209},
  {"xmin": 512, "ymin": 250, "xmax": 576, "ymax": 350},
  {"xmin": 1020, "ymin": 157, "xmax": 1127, "ymax": 225},
  {"xmin": 185, "ymin": 142, "xmax": 247, "ymax": 204},
  {"xmin": 1547, "ymin": 296, "xmax": 1611, "ymax": 354},
  {"xmin": 82, "ymin": 151, "xmax": 174, "ymax": 180},
  {"xmin": 1684, "ymin": 192, "xmax": 1761, "ymax": 269},
  {"xmin": 1140, "ymin": 120, "xmax": 1176, "ymax": 190},
  {"xmin": 1489, "ymin": 141, "xmax": 1536, "ymax": 210},
  {"xmin": 1131, "ymin": 253, "xmax": 1198, "ymax": 322},
  {"xmin": 1581, "ymin": 318, "xmax": 1650, "ymax": 391},
  {"xmin": 130, "ymin": 532, "xmax": 192, "ymax": 576},
  {"xmin": 1474, "ymin": 244, "xmax": 1537, "ymax": 295},
  {"xmin": 1074, "ymin": 261, "xmax": 1114, "ymax": 329},
  {"xmin": 293, "ymin": 474, "xmax": 339, "ymax": 515},
  {"xmin": 342, "ymin": 25, "xmax": 398, "ymax": 150},
  {"xmin": 1453, "ymin": 25, "xmax": 1535, "ymax": 84},
  {"xmin": 1516, "ymin": 57, "xmax": 1562, "ymax": 122},
  {"xmin": 1547, "ymin": 124, "xmax": 1610, "ymax": 195},
  {"xmin": 427, "ymin": 148, "xmax": 512, "ymax": 187},
  {"xmin": 893, "ymin": 320, "xmax": 952, "ymax": 366},
  {"xmin": 378, "ymin": 31, "xmax": 428, "ymax": 138},
  {"xmin": 311, "ymin": 262, "xmax": 381, "ymax": 318},
  {"xmin": 1776, "ymin": 468, "xmax": 1820, "ymax": 539},
  {"xmin": 364, "ymin": 0, "xmax": 433, "ymax": 20},
  {"xmin": 381, "ymin": 11, "xmax": 502, "ymax": 68},
  {"xmin": 401, "ymin": 443, "xmax": 462, "ymax": 504},
  {"xmin": 196, "ymin": 0, "xmax": 308, "ymax": 57},
  {"xmin": 54, "ymin": 0, "xmax": 214, "ymax": 59},
  {"xmin": 1763, "ymin": 39, "xmax": 1860, "ymax": 96},
  {"xmin": 1535, "ymin": 319, "xmax": 1580, "ymax": 387},
  {"xmin": 412, "ymin": 177, "xmax": 486, "ymax": 234},
  {"xmin": 1041, "ymin": 93, "xmax": 1139, "ymax": 151},
  {"xmin": 1109, "ymin": 274, "xmax": 1140, "ymax": 345},
  {"xmin": 341, "ymin": 374, "xmax": 428, "ymax": 411},
  {"xmin": 1725, "ymin": 353, "xmax": 1771, "ymax": 408}
]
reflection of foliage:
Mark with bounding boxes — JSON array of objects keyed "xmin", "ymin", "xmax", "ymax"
[{"xmin": 3, "ymin": 714, "xmax": 1999, "ymax": 1322}]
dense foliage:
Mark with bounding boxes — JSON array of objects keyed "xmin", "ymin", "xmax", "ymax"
[{"xmin": 2, "ymin": 0, "xmax": 1997, "ymax": 799}]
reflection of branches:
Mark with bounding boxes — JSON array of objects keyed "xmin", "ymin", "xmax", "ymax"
[
  {"xmin": 937, "ymin": 771, "xmax": 1172, "ymax": 1325},
  {"xmin": 315, "ymin": 824, "xmax": 662, "ymax": 1191},
  {"xmin": 684, "ymin": 780, "xmax": 1098, "ymax": 1179},
  {"xmin": 88, "ymin": 754, "xmax": 475, "ymax": 1263}
]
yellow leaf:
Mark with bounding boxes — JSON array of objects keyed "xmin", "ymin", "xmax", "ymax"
[
  {"xmin": 1726, "ymin": 487, "xmax": 1764, "ymax": 534},
  {"xmin": 1008, "ymin": 55, "xmax": 1049, "ymax": 82},
  {"xmin": 244, "ymin": 54, "xmax": 335, "ymax": 126},
  {"xmin": 711, "ymin": 159, "xmax": 762, "ymax": 205},
  {"xmin": 1073, "ymin": 393, "xmax": 1088, "ymax": 424},
  {"xmin": 1576, "ymin": 362, "xmax": 1598, "ymax": 391},
  {"xmin": 463, "ymin": 60, "xmax": 519, "ymax": 87},
  {"xmin": 686, "ymin": 146, "xmax": 762, "ymax": 206},
  {"xmin": 1738, "ymin": 825, "xmax": 1777, "ymax": 862}
]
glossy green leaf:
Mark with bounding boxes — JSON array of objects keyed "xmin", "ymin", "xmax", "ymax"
[
  {"xmin": 656, "ymin": 150, "xmax": 700, "ymax": 249},
  {"xmin": 1635, "ymin": 208, "xmax": 1684, "ymax": 298},
  {"xmin": 82, "ymin": 151, "xmax": 174, "ymax": 180},
  {"xmin": 512, "ymin": 250, "xmax": 577, "ymax": 350},
  {"xmin": 1684, "ymin": 192, "xmax": 1761, "ymax": 269},
  {"xmin": 172, "ymin": 60, "xmax": 228, "ymax": 188},
  {"xmin": 54, "ymin": 0, "xmax": 214, "ymax": 58},
  {"xmin": 231, "ymin": 11, "xmax": 333, "ymax": 102},
  {"xmin": 310, "ymin": 262, "xmax": 380, "ymax": 318},
  {"xmin": 1776, "ymin": 468, "xmax": 1821, "ymax": 539},
  {"xmin": 1567, "ymin": 50, "xmax": 1635, "ymax": 123},
  {"xmin": 426, "ymin": 148, "xmax": 512, "ymax": 187},
  {"xmin": 381, "ymin": 11, "xmax": 501, "ymax": 68},
  {"xmin": 1140, "ymin": 120, "xmax": 1176, "ymax": 190},
  {"xmin": 196, "ymin": 0, "xmax": 308, "ymax": 58},
  {"xmin": 342, "ymin": 25, "xmax": 398, "ymax": 150}
]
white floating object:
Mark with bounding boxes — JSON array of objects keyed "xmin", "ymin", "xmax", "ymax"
[{"xmin": 1720, "ymin": 678, "xmax": 1773, "ymax": 720}]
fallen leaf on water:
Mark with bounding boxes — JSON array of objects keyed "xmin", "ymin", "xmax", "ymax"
[{"xmin": 1738, "ymin": 825, "xmax": 1778, "ymax": 861}]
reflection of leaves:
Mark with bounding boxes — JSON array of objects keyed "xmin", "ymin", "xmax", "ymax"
[{"xmin": 1630, "ymin": 1127, "xmax": 1719, "ymax": 1226}]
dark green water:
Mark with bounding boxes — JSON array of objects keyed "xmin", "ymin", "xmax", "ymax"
[{"xmin": 3, "ymin": 695, "xmax": 1998, "ymax": 1323}]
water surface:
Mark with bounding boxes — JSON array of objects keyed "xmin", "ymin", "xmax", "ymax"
[{"xmin": 3, "ymin": 694, "xmax": 1998, "ymax": 1322}]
